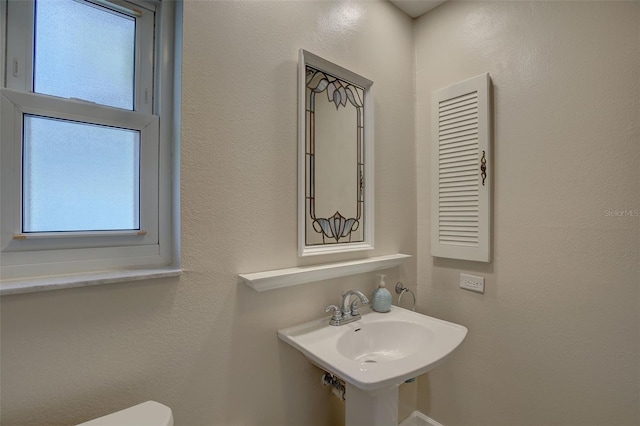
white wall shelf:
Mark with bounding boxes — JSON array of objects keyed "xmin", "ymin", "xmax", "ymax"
[{"xmin": 239, "ymin": 254, "xmax": 412, "ymax": 292}]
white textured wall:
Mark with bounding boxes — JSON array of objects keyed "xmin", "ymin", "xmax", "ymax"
[
  {"xmin": 415, "ymin": 2, "xmax": 640, "ymax": 425},
  {"xmin": 4, "ymin": 2, "xmax": 637, "ymax": 425},
  {"xmin": 0, "ymin": 1, "xmax": 416, "ymax": 425}
]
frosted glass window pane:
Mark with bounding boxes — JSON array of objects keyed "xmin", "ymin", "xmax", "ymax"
[
  {"xmin": 34, "ymin": 0, "xmax": 135, "ymax": 110},
  {"xmin": 23, "ymin": 115, "xmax": 140, "ymax": 232}
]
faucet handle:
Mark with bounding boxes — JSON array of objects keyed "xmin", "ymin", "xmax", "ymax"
[
  {"xmin": 324, "ymin": 304, "xmax": 342, "ymax": 322},
  {"xmin": 350, "ymin": 299, "xmax": 362, "ymax": 316}
]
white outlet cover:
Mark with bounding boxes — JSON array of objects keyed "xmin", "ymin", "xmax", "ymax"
[{"xmin": 460, "ymin": 273, "xmax": 484, "ymax": 293}]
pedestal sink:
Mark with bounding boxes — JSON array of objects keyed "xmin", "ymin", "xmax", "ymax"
[{"xmin": 278, "ymin": 306, "xmax": 467, "ymax": 426}]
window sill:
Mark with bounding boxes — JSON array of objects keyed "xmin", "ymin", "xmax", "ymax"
[{"xmin": 0, "ymin": 267, "xmax": 182, "ymax": 296}]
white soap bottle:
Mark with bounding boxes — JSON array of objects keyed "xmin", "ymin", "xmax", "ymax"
[{"xmin": 372, "ymin": 274, "xmax": 392, "ymax": 313}]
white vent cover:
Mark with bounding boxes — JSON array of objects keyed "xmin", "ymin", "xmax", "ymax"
[{"xmin": 431, "ymin": 73, "xmax": 492, "ymax": 262}]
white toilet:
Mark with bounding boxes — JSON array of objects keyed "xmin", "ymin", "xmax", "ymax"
[{"xmin": 77, "ymin": 401, "xmax": 173, "ymax": 426}]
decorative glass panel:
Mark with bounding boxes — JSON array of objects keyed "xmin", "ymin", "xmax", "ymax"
[
  {"xmin": 305, "ymin": 66, "xmax": 365, "ymax": 246},
  {"xmin": 34, "ymin": 0, "xmax": 135, "ymax": 110},
  {"xmin": 298, "ymin": 50, "xmax": 373, "ymax": 256},
  {"xmin": 22, "ymin": 114, "xmax": 140, "ymax": 232}
]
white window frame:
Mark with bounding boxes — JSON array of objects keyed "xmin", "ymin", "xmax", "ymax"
[{"xmin": 0, "ymin": 0, "xmax": 181, "ymax": 288}]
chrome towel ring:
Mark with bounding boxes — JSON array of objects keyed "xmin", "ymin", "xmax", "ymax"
[{"xmin": 394, "ymin": 282, "xmax": 416, "ymax": 311}]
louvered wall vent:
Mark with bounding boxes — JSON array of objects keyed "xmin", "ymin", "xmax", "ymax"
[{"xmin": 431, "ymin": 73, "xmax": 492, "ymax": 262}]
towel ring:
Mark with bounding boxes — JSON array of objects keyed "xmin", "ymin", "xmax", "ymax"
[{"xmin": 395, "ymin": 282, "xmax": 416, "ymax": 311}]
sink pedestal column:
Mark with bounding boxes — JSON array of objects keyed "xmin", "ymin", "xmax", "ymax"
[{"xmin": 345, "ymin": 383, "xmax": 399, "ymax": 426}]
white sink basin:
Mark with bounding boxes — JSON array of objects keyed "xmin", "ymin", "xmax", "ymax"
[
  {"xmin": 278, "ymin": 306, "xmax": 467, "ymax": 391},
  {"xmin": 336, "ymin": 320, "xmax": 435, "ymax": 363}
]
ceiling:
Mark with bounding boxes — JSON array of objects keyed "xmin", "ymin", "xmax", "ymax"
[{"xmin": 389, "ymin": 0, "xmax": 447, "ymax": 18}]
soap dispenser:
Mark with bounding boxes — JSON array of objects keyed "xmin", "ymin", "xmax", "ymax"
[{"xmin": 372, "ymin": 274, "xmax": 392, "ymax": 313}]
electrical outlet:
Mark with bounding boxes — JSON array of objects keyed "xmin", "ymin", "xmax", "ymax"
[{"xmin": 460, "ymin": 273, "xmax": 484, "ymax": 293}]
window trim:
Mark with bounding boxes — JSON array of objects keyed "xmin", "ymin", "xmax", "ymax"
[
  {"xmin": 0, "ymin": 0, "xmax": 181, "ymax": 287},
  {"xmin": 5, "ymin": 0, "xmax": 156, "ymax": 114},
  {"xmin": 1, "ymin": 88, "xmax": 160, "ymax": 251}
]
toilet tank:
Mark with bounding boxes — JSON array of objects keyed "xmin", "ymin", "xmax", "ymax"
[{"xmin": 77, "ymin": 401, "xmax": 173, "ymax": 426}]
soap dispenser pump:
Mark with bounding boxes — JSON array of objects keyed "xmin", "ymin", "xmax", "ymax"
[{"xmin": 372, "ymin": 274, "xmax": 392, "ymax": 313}]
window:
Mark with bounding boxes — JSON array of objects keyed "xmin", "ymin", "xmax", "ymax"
[{"xmin": 1, "ymin": 0, "xmax": 181, "ymax": 285}]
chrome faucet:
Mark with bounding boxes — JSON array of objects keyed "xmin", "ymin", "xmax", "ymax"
[{"xmin": 324, "ymin": 289, "xmax": 370, "ymax": 326}]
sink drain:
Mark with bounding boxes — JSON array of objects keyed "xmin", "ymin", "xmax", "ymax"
[{"xmin": 363, "ymin": 359, "xmax": 377, "ymax": 363}]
